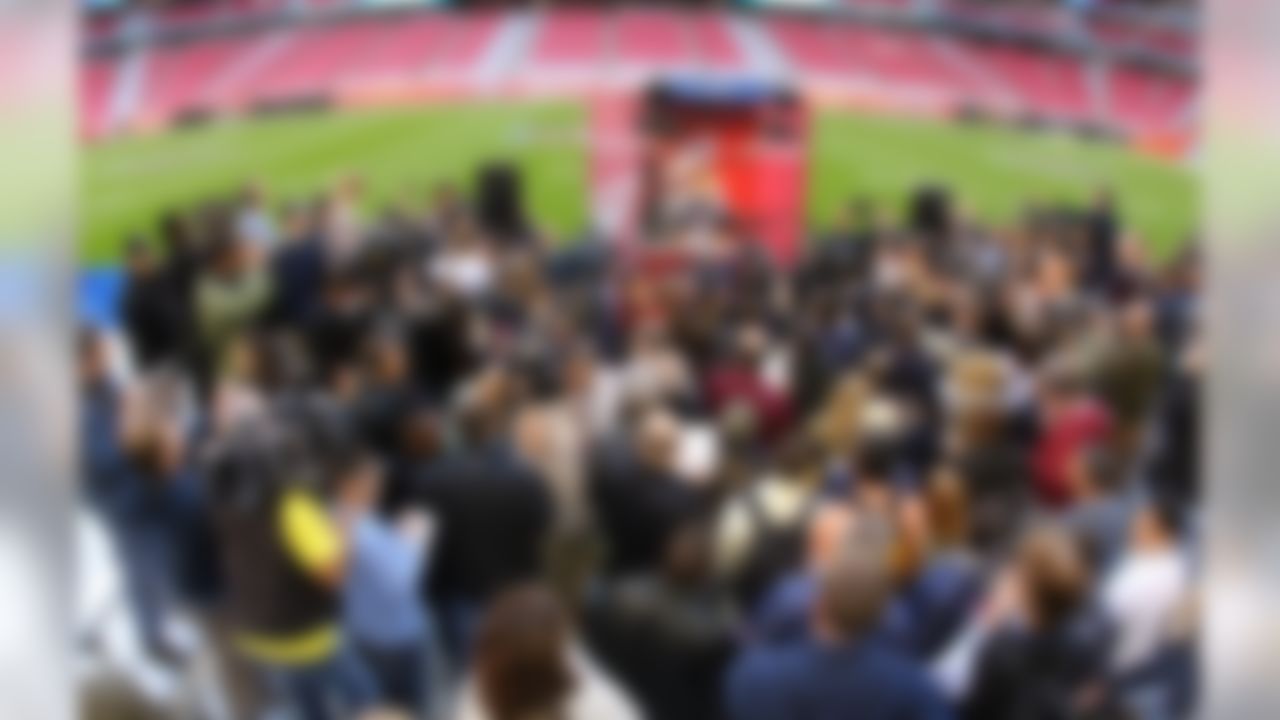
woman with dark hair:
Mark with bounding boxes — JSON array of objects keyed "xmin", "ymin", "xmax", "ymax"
[
  {"xmin": 457, "ymin": 585, "xmax": 640, "ymax": 720},
  {"xmin": 585, "ymin": 520, "xmax": 738, "ymax": 720},
  {"xmin": 962, "ymin": 526, "xmax": 1118, "ymax": 720}
]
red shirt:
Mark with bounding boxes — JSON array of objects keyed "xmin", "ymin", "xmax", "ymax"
[
  {"xmin": 705, "ymin": 364, "xmax": 794, "ymax": 445},
  {"xmin": 1032, "ymin": 398, "xmax": 1111, "ymax": 508}
]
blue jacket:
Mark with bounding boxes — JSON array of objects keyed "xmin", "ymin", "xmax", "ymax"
[
  {"xmin": 344, "ymin": 514, "xmax": 430, "ymax": 649},
  {"xmin": 81, "ymin": 379, "xmax": 125, "ymax": 515},
  {"xmin": 269, "ymin": 236, "xmax": 324, "ymax": 325},
  {"xmin": 749, "ymin": 571, "xmax": 918, "ymax": 653},
  {"xmin": 726, "ymin": 639, "xmax": 952, "ymax": 720}
]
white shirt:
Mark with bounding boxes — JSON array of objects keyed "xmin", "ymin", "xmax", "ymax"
[
  {"xmin": 675, "ymin": 422, "xmax": 722, "ymax": 488},
  {"xmin": 431, "ymin": 250, "xmax": 494, "ymax": 299},
  {"xmin": 1102, "ymin": 547, "xmax": 1190, "ymax": 672}
]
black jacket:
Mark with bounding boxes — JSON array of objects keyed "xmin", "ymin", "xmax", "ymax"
[
  {"xmin": 122, "ymin": 271, "xmax": 185, "ymax": 368},
  {"xmin": 269, "ymin": 237, "xmax": 324, "ymax": 327},
  {"xmin": 586, "ymin": 576, "xmax": 738, "ymax": 720},
  {"xmin": 416, "ymin": 446, "xmax": 552, "ymax": 603},
  {"xmin": 965, "ymin": 607, "xmax": 1119, "ymax": 720},
  {"xmin": 304, "ymin": 304, "xmax": 371, "ymax": 379},
  {"xmin": 590, "ymin": 445, "xmax": 708, "ymax": 576}
]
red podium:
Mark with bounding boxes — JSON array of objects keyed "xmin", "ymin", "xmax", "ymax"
[{"xmin": 638, "ymin": 78, "xmax": 809, "ymax": 268}]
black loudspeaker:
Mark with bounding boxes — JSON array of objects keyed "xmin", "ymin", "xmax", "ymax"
[
  {"xmin": 910, "ymin": 184, "xmax": 952, "ymax": 243},
  {"xmin": 476, "ymin": 162, "xmax": 528, "ymax": 244}
]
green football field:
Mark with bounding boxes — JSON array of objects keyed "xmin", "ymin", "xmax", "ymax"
[{"xmin": 81, "ymin": 101, "xmax": 1195, "ymax": 266}]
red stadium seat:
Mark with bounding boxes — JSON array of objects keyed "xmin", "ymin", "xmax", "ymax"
[
  {"xmin": 529, "ymin": 9, "xmax": 608, "ymax": 66},
  {"xmin": 242, "ymin": 21, "xmax": 389, "ymax": 102},
  {"xmin": 838, "ymin": 25, "xmax": 980, "ymax": 98},
  {"xmin": 431, "ymin": 12, "xmax": 503, "ymax": 75},
  {"xmin": 341, "ymin": 16, "xmax": 454, "ymax": 85},
  {"xmin": 81, "ymin": 59, "xmax": 118, "ymax": 139},
  {"xmin": 144, "ymin": 38, "xmax": 246, "ymax": 119},
  {"xmin": 614, "ymin": 9, "xmax": 692, "ymax": 70},
  {"xmin": 1107, "ymin": 65, "xmax": 1194, "ymax": 134},
  {"xmin": 688, "ymin": 13, "xmax": 742, "ymax": 71},
  {"xmin": 767, "ymin": 18, "xmax": 858, "ymax": 76},
  {"xmin": 963, "ymin": 43, "xmax": 1093, "ymax": 121}
]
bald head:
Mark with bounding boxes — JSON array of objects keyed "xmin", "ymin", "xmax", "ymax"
[{"xmin": 814, "ymin": 550, "xmax": 891, "ymax": 644}]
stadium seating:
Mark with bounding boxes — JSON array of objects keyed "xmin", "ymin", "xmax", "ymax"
[
  {"xmin": 342, "ymin": 15, "xmax": 455, "ymax": 85},
  {"xmin": 529, "ymin": 9, "xmax": 608, "ymax": 67},
  {"xmin": 176, "ymin": 13, "xmax": 502, "ymax": 107},
  {"xmin": 688, "ymin": 13, "xmax": 742, "ymax": 71},
  {"xmin": 87, "ymin": 0, "xmax": 1195, "ymax": 65},
  {"xmin": 430, "ymin": 12, "xmax": 503, "ymax": 77},
  {"xmin": 941, "ymin": 0, "xmax": 1063, "ymax": 34},
  {"xmin": 530, "ymin": 9, "xmax": 742, "ymax": 74},
  {"xmin": 767, "ymin": 18, "xmax": 861, "ymax": 77},
  {"xmin": 614, "ymin": 8, "xmax": 693, "ymax": 70},
  {"xmin": 841, "ymin": 0, "xmax": 915, "ymax": 10},
  {"xmin": 81, "ymin": 59, "xmax": 117, "ymax": 138},
  {"xmin": 837, "ymin": 25, "xmax": 984, "ymax": 99},
  {"xmin": 764, "ymin": 19, "xmax": 1003, "ymax": 106},
  {"xmin": 1106, "ymin": 64, "xmax": 1194, "ymax": 134},
  {"xmin": 85, "ymin": 13, "xmax": 121, "ymax": 43},
  {"xmin": 83, "ymin": 6, "xmax": 1193, "ymax": 142},
  {"xmin": 235, "ymin": 21, "xmax": 388, "ymax": 102},
  {"xmin": 143, "ymin": 38, "xmax": 247, "ymax": 120},
  {"xmin": 962, "ymin": 43, "xmax": 1093, "ymax": 121},
  {"xmin": 1089, "ymin": 18, "xmax": 1196, "ymax": 58}
]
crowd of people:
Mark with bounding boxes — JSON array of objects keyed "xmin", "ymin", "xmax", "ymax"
[{"xmin": 79, "ymin": 170, "xmax": 1200, "ymax": 720}]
